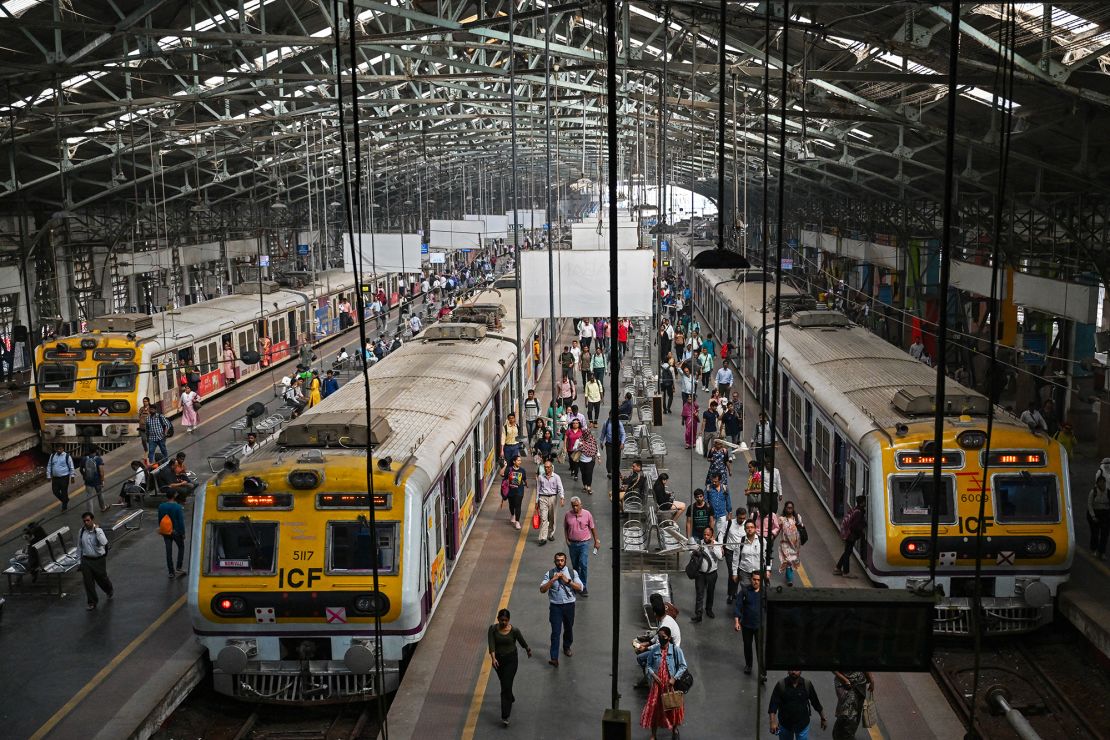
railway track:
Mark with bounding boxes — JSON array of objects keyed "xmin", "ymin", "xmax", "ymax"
[
  {"xmin": 154, "ymin": 682, "xmax": 383, "ymax": 740},
  {"xmin": 931, "ymin": 620, "xmax": 1109, "ymax": 740}
]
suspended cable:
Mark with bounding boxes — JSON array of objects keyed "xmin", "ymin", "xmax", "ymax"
[
  {"xmin": 926, "ymin": 0, "xmax": 962, "ymax": 597},
  {"xmin": 332, "ymin": 1, "xmax": 389, "ymax": 731},
  {"xmin": 968, "ymin": 4, "xmax": 1017, "ymax": 734},
  {"xmin": 716, "ymin": 0, "xmax": 726, "ymax": 252}
]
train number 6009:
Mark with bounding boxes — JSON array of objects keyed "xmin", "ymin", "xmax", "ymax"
[{"xmin": 960, "ymin": 493, "xmax": 989, "ymax": 503}]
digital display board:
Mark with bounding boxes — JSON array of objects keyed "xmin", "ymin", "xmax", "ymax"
[
  {"xmin": 984, "ymin": 450, "xmax": 1046, "ymax": 467},
  {"xmin": 218, "ymin": 494, "xmax": 293, "ymax": 510},
  {"xmin": 317, "ymin": 493, "xmax": 391, "ymax": 510},
  {"xmin": 896, "ymin": 451, "xmax": 962, "ymax": 468},
  {"xmin": 766, "ymin": 589, "xmax": 934, "ymax": 672}
]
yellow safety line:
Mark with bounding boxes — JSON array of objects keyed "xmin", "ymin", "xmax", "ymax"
[
  {"xmin": 460, "ymin": 491, "xmax": 533, "ymax": 737},
  {"xmin": 0, "ymin": 372, "xmax": 282, "ymax": 541},
  {"xmin": 29, "ymin": 593, "xmax": 187, "ymax": 740}
]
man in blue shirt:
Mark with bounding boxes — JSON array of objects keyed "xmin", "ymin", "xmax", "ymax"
[
  {"xmin": 599, "ymin": 415, "xmax": 626, "ymax": 479},
  {"xmin": 157, "ymin": 490, "xmax": 188, "ymax": 579},
  {"xmin": 45, "ymin": 443, "xmax": 75, "ymax": 511},
  {"xmin": 705, "ymin": 472, "xmax": 732, "ymax": 524},
  {"xmin": 322, "ymin": 370, "xmax": 340, "ymax": 398},
  {"xmin": 539, "ymin": 552, "xmax": 583, "ymax": 667}
]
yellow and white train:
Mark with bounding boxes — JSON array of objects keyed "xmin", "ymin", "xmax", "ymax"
[
  {"xmin": 677, "ymin": 244, "xmax": 1073, "ymax": 634},
  {"xmin": 26, "ymin": 270, "xmax": 412, "ymax": 452},
  {"xmin": 188, "ymin": 282, "xmax": 553, "ymax": 702}
]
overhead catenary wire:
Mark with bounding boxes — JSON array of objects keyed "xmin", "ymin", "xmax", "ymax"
[
  {"xmin": 969, "ymin": 4, "xmax": 1018, "ymax": 735},
  {"xmin": 332, "ymin": 0, "xmax": 389, "ymax": 731}
]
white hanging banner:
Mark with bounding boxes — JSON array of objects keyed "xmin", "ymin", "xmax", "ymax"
[
  {"xmin": 465, "ymin": 213, "xmax": 509, "ymax": 237},
  {"xmin": 429, "ymin": 220, "xmax": 485, "ymax": 250},
  {"xmin": 519, "ymin": 250, "xmax": 654, "ymax": 318},
  {"xmin": 341, "ymin": 233, "xmax": 422, "ymax": 274},
  {"xmin": 570, "ymin": 221, "xmax": 641, "ymax": 250}
]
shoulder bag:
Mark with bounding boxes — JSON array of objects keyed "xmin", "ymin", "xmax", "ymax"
[
  {"xmin": 684, "ymin": 549, "xmax": 703, "ymax": 580},
  {"xmin": 661, "ymin": 690, "xmax": 684, "ymax": 711},
  {"xmin": 798, "ymin": 517, "xmax": 809, "ymax": 546}
]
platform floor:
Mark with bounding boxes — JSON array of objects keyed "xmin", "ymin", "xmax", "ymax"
[
  {"xmin": 0, "ymin": 384, "xmax": 37, "ymax": 461},
  {"xmin": 387, "ymin": 330, "xmax": 965, "ymax": 739},
  {"xmin": 1059, "ymin": 454, "xmax": 1110, "ymax": 659},
  {"xmin": 0, "ymin": 301, "xmax": 416, "ymax": 740}
]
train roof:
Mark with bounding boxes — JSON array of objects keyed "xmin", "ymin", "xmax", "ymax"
[
  {"xmin": 58, "ymin": 270, "xmax": 357, "ymax": 349},
  {"xmin": 281, "ymin": 330, "xmax": 515, "ymax": 486}
]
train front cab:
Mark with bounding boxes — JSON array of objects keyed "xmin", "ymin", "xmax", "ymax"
[
  {"xmin": 190, "ymin": 463, "xmax": 410, "ymax": 704},
  {"xmin": 868, "ymin": 424, "xmax": 1073, "ymax": 635}
]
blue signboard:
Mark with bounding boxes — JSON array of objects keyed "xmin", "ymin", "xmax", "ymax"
[
  {"xmin": 877, "ymin": 285, "xmax": 893, "ymax": 305},
  {"xmin": 787, "ymin": 238, "xmax": 798, "ymax": 248},
  {"xmin": 1023, "ymin": 332, "xmax": 1047, "ymax": 365},
  {"xmin": 660, "ymin": 240, "xmax": 669, "ymax": 252},
  {"xmin": 543, "ymin": 223, "xmax": 550, "ymax": 230},
  {"xmin": 420, "ymin": 243, "xmax": 429, "ymax": 255},
  {"xmin": 296, "ymin": 244, "xmax": 310, "ymax": 256}
]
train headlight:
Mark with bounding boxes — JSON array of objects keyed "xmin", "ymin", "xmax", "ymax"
[
  {"xmin": 212, "ymin": 594, "xmax": 249, "ymax": 617},
  {"xmin": 288, "ymin": 469, "xmax": 322, "ymax": 490},
  {"xmin": 351, "ymin": 592, "xmax": 390, "ymax": 617},
  {"xmin": 1022, "ymin": 538, "xmax": 1055, "ymax": 557},
  {"xmin": 900, "ymin": 539, "xmax": 932, "ymax": 559},
  {"xmin": 40, "ymin": 401, "xmax": 60, "ymax": 413},
  {"xmin": 957, "ymin": 430, "xmax": 987, "ymax": 449},
  {"xmin": 109, "ymin": 400, "xmax": 130, "ymax": 413}
]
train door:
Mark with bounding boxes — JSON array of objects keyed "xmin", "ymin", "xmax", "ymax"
[
  {"xmin": 804, "ymin": 399, "xmax": 813, "ymax": 473},
  {"xmin": 287, "ymin": 311, "xmax": 298, "ymax": 347},
  {"xmin": 443, "ymin": 466, "xmax": 458, "ymax": 561},
  {"xmin": 780, "ymin": 373, "xmax": 790, "ymax": 446},
  {"xmin": 833, "ymin": 433, "xmax": 847, "ymax": 519},
  {"xmin": 425, "ymin": 482, "xmax": 447, "ymax": 604}
]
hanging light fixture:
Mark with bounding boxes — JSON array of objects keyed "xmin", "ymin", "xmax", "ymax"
[{"xmin": 271, "ymin": 199, "xmax": 288, "ymax": 210}]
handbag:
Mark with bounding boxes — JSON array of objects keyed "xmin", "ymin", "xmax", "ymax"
[
  {"xmin": 569, "ymin": 450, "xmax": 581, "ymax": 463},
  {"xmin": 532, "ymin": 508, "xmax": 541, "ymax": 530},
  {"xmin": 684, "ymin": 549, "xmax": 703, "ymax": 580},
  {"xmin": 664, "ymin": 602, "xmax": 680, "ymax": 619},
  {"xmin": 799, "ymin": 522, "xmax": 809, "ymax": 546},
  {"xmin": 500, "ymin": 478, "xmax": 510, "ymax": 499},
  {"xmin": 862, "ymin": 687, "xmax": 878, "ymax": 728},
  {"xmin": 661, "ymin": 691, "xmax": 684, "ymax": 711},
  {"xmin": 673, "ymin": 670, "xmax": 694, "ymax": 693}
]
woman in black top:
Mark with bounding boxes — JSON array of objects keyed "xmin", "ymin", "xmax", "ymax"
[
  {"xmin": 487, "ymin": 608, "xmax": 531, "ymax": 727},
  {"xmin": 534, "ymin": 429, "xmax": 556, "ymax": 467}
]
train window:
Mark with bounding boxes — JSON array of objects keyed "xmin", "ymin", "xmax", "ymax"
[
  {"xmin": 789, "ymin": 392, "xmax": 803, "ymax": 440},
  {"xmin": 97, "ymin": 363, "xmax": 138, "ymax": 392},
  {"xmin": 481, "ymin": 409, "xmax": 495, "ymax": 461},
  {"xmin": 327, "ymin": 521, "xmax": 398, "ymax": 575},
  {"xmin": 991, "ymin": 474, "xmax": 1060, "ymax": 524},
  {"xmin": 40, "ymin": 363, "xmax": 77, "ymax": 392},
  {"xmin": 206, "ymin": 341, "xmax": 218, "ymax": 372},
  {"xmin": 198, "ymin": 344, "xmax": 210, "ymax": 373},
  {"xmin": 815, "ymin": 421, "xmax": 831, "ymax": 473},
  {"xmin": 207, "ymin": 521, "xmax": 278, "ymax": 574},
  {"xmin": 889, "ymin": 474, "xmax": 956, "ymax": 525}
]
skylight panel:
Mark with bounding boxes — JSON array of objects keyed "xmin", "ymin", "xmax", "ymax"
[{"xmin": 1, "ymin": 0, "xmax": 43, "ymax": 16}]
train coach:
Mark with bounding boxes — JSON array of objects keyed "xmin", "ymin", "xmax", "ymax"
[
  {"xmin": 28, "ymin": 270, "xmax": 370, "ymax": 452},
  {"xmin": 188, "ymin": 281, "xmax": 553, "ymax": 702},
  {"xmin": 677, "ymin": 242, "xmax": 1073, "ymax": 634}
]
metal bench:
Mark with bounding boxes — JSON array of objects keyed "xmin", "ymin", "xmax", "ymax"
[
  {"xmin": 622, "ymin": 520, "xmax": 648, "ymax": 554},
  {"xmin": 4, "ymin": 527, "xmax": 79, "ymax": 595},
  {"xmin": 207, "ymin": 442, "xmax": 244, "ymax": 473},
  {"xmin": 108, "ymin": 508, "xmax": 145, "ymax": 537},
  {"xmin": 256, "ymin": 414, "xmax": 285, "ymax": 435},
  {"xmin": 229, "ymin": 417, "xmax": 250, "ymax": 439},
  {"xmin": 642, "ymin": 573, "xmax": 672, "ymax": 628}
]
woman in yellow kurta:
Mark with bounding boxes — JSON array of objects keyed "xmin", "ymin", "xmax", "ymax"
[{"xmin": 308, "ymin": 371, "xmax": 323, "ymax": 408}]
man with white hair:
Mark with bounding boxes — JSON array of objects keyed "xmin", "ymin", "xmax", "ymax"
[{"xmin": 563, "ymin": 497, "xmax": 600, "ymax": 597}]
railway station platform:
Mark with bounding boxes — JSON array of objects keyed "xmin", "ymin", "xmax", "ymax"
[
  {"xmin": 0, "ymin": 299, "xmax": 414, "ymax": 740},
  {"xmin": 386, "ymin": 325, "xmax": 964, "ymax": 740},
  {"xmin": 0, "ymin": 382, "xmax": 39, "ymax": 487},
  {"xmin": 1059, "ymin": 454, "xmax": 1110, "ymax": 660}
]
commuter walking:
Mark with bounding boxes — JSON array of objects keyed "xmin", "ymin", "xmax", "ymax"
[
  {"xmin": 599, "ymin": 416, "xmax": 625, "ymax": 479},
  {"xmin": 524, "ymin": 389, "xmax": 541, "ymax": 440},
  {"xmin": 535, "ymin": 461, "xmax": 565, "ymax": 546},
  {"xmin": 691, "ymin": 527, "xmax": 722, "ymax": 622},
  {"xmin": 576, "ymin": 429, "xmax": 599, "ymax": 495},
  {"xmin": 639, "ymin": 625, "xmax": 687, "ymax": 740},
  {"xmin": 832, "ymin": 670, "xmax": 875, "ymax": 739},
  {"xmin": 584, "ymin": 375, "xmax": 604, "ymax": 426},
  {"xmin": 835, "ymin": 496, "xmax": 867, "ymax": 577},
  {"xmin": 540, "ymin": 552, "xmax": 583, "ymax": 667},
  {"xmin": 487, "ymin": 608, "xmax": 531, "ymax": 728},
  {"xmin": 81, "ymin": 445, "xmax": 109, "ymax": 512},
  {"xmin": 752, "ymin": 411, "xmax": 773, "ymax": 467},
  {"xmin": 733, "ymin": 572, "xmax": 766, "ymax": 680},
  {"xmin": 715, "ymin": 362, "xmax": 734, "ymax": 398},
  {"xmin": 701, "ymin": 401, "xmax": 720, "ymax": 458},
  {"xmin": 1088, "ymin": 468, "xmax": 1110, "ymax": 558},
  {"xmin": 563, "ymin": 497, "xmax": 600, "ymax": 597},
  {"xmin": 682, "ymin": 397, "xmax": 699, "ymax": 449},
  {"xmin": 78, "ymin": 511, "xmax": 114, "ymax": 610},
  {"xmin": 45, "ymin": 443, "xmax": 76, "ymax": 511},
  {"xmin": 718, "ymin": 511, "xmax": 745, "ymax": 603},
  {"xmin": 180, "ymin": 385, "xmax": 200, "ymax": 433},
  {"xmin": 779, "ymin": 501, "xmax": 805, "ymax": 585},
  {"xmin": 769, "ymin": 671, "xmax": 828, "ymax": 740},
  {"xmin": 158, "ymin": 490, "xmax": 188, "ymax": 579},
  {"xmin": 500, "ymin": 455, "xmax": 527, "ymax": 530},
  {"xmin": 659, "ymin": 356, "xmax": 676, "ymax": 414},
  {"xmin": 732, "ymin": 518, "xmax": 773, "ymax": 588}
]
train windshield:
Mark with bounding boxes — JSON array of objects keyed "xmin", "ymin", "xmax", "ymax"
[
  {"xmin": 40, "ymin": 363, "xmax": 77, "ymax": 392},
  {"xmin": 207, "ymin": 521, "xmax": 278, "ymax": 574},
  {"xmin": 328, "ymin": 521, "xmax": 397, "ymax": 575},
  {"xmin": 992, "ymin": 474, "xmax": 1060, "ymax": 523},
  {"xmin": 890, "ymin": 474, "xmax": 956, "ymax": 525},
  {"xmin": 97, "ymin": 363, "xmax": 138, "ymax": 392}
]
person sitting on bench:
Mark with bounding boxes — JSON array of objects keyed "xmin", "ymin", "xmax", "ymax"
[
  {"xmin": 617, "ymin": 460, "xmax": 647, "ymax": 505},
  {"xmin": 652, "ymin": 473, "xmax": 686, "ymax": 520},
  {"xmin": 119, "ymin": 460, "xmax": 148, "ymax": 507}
]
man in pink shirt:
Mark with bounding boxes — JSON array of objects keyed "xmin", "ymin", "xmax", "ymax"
[{"xmin": 563, "ymin": 497, "xmax": 601, "ymax": 597}]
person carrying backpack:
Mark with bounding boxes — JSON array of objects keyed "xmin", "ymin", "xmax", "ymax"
[
  {"xmin": 45, "ymin": 443, "xmax": 76, "ymax": 511},
  {"xmin": 835, "ymin": 496, "xmax": 867, "ymax": 578},
  {"xmin": 769, "ymin": 671, "xmax": 827, "ymax": 739},
  {"xmin": 157, "ymin": 490, "xmax": 187, "ymax": 579},
  {"xmin": 144, "ymin": 406, "xmax": 171, "ymax": 464},
  {"xmin": 81, "ymin": 445, "xmax": 108, "ymax": 512}
]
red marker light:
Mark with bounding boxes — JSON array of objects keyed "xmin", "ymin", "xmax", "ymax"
[
  {"xmin": 907, "ymin": 542, "xmax": 917, "ymax": 552},
  {"xmin": 220, "ymin": 599, "xmax": 233, "ymax": 610}
]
